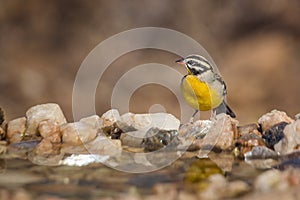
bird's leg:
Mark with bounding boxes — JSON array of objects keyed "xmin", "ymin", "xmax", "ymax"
[
  {"xmin": 210, "ymin": 109, "xmax": 218, "ymax": 123},
  {"xmin": 189, "ymin": 110, "xmax": 199, "ymax": 123}
]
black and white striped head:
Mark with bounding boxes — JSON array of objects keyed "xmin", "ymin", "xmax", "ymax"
[{"xmin": 176, "ymin": 55, "xmax": 214, "ymax": 75}]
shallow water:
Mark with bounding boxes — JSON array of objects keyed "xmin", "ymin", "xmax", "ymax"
[{"xmin": 0, "ymin": 152, "xmax": 262, "ymax": 199}]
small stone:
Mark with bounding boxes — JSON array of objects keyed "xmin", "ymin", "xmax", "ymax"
[
  {"xmin": 274, "ymin": 119, "xmax": 300, "ymax": 154},
  {"xmin": 254, "ymin": 169, "xmax": 281, "ymax": 192},
  {"xmin": 33, "ymin": 139, "xmax": 54, "ymax": 155},
  {"xmin": 7, "ymin": 117, "xmax": 26, "ymax": 143},
  {"xmin": 102, "ymin": 122, "xmax": 123, "ymax": 139},
  {"xmin": 85, "ymin": 136, "xmax": 122, "ymax": 157},
  {"xmin": 61, "ymin": 122, "xmax": 97, "ymax": 145},
  {"xmin": 258, "ymin": 110, "xmax": 293, "ymax": 132},
  {"xmin": 25, "ymin": 103, "xmax": 67, "ymax": 136},
  {"xmin": 120, "ymin": 131, "xmax": 144, "ymax": 148},
  {"xmin": 200, "ymin": 174, "xmax": 250, "ymax": 199},
  {"xmin": 79, "ymin": 115, "xmax": 101, "ymax": 129},
  {"xmin": 118, "ymin": 112, "xmax": 180, "ymax": 132},
  {"xmin": 262, "ymin": 122, "xmax": 288, "ymax": 149},
  {"xmin": 237, "ymin": 123, "xmax": 259, "ymax": 137},
  {"xmin": 235, "ymin": 133, "xmax": 265, "ymax": 158},
  {"xmin": 101, "ymin": 109, "xmax": 121, "ymax": 127},
  {"xmin": 38, "ymin": 120, "xmax": 61, "ymax": 143}
]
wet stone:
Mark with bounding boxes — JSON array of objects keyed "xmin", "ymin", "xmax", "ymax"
[
  {"xmin": 262, "ymin": 122, "xmax": 288, "ymax": 149},
  {"xmin": 7, "ymin": 117, "xmax": 26, "ymax": 143},
  {"xmin": 244, "ymin": 146, "xmax": 279, "ymax": 169},
  {"xmin": 142, "ymin": 128, "xmax": 178, "ymax": 152},
  {"xmin": 25, "ymin": 103, "xmax": 67, "ymax": 136},
  {"xmin": 277, "ymin": 151, "xmax": 300, "ymax": 170}
]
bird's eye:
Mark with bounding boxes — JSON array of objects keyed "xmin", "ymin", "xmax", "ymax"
[{"xmin": 187, "ymin": 60, "xmax": 194, "ymax": 65}]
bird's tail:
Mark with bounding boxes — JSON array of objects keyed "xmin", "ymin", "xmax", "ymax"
[{"xmin": 213, "ymin": 101, "xmax": 236, "ymax": 118}]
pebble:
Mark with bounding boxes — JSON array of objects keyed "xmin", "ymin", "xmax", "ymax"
[
  {"xmin": 38, "ymin": 120, "xmax": 61, "ymax": 143},
  {"xmin": 7, "ymin": 117, "xmax": 26, "ymax": 143},
  {"xmin": 258, "ymin": 110, "xmax": 293, "ymax": 132},
  {"xmin": 253, "ymin": 168, "xmax": 300, "ymax": 192},
  {"xmin": 25, "ymin": 103, "xmax": 67, "ymax": 136},
  {"xmin": 274, "ymin": 119, "xmax": 300, "ymax": 154},
  {"xmin": 60, "ymin": 122, "xmax": 97, "ymax": 145},
  {"xmin": 200, "ymin": 174, "xmax": 250, "ymax": 199}
]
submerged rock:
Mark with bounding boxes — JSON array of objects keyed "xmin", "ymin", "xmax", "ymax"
[
  {"xmin": 25, "ymin": 103, "xmax": 67, "ymax": 136},
  {"xmin": 258, "ymin": 110, "xmax": 293, "ymax": 132},
  {"xmin": 7, "ymin": 117, "xmax": 26, "ymax": 143}
]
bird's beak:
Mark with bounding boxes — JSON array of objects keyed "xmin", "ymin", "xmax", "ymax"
[{"xmin": 175, "ymin": 58, "xmax": 185, "ymax": 65}]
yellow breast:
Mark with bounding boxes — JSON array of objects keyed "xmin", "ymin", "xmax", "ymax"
[{"xmin": 181, "ymin": 75, "xmax": 223, "ymax": 111}]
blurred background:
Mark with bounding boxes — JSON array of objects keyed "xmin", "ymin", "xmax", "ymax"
[{"xmin": 0, "ymin": 0, "xmax": 299, "ymax": 124}]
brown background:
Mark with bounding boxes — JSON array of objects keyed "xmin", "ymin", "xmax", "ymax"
[{"xmin": 1, "ymin": 0, "xmax": 299, "ymax": 124}]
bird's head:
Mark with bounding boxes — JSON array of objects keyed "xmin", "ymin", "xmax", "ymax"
[{"xmin": 176, "ymin": 55, "xmax": 214, "ymax": 75}]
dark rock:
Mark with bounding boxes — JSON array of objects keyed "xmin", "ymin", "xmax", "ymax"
[
  {"xmin": 142, "ymin": 128, "xmax": 178, "ymax": 152},
  {"xmin": 262, "ymin": 122, "xmax": 288, "ymax": 149}
]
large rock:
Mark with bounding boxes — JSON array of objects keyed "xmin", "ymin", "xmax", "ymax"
[
  {"xmin": 258, "ymin": 110, "xmax": 293, "ymax": 132},
  {"xmin": 274, "ymin": 119, "xmax": 300, "ymax": 154},
  {"xmin": 199, "ymin": 113, "xmax": 238, "ymax": 154},
  {"xmin": 117, "ymin": 112, "xmax": 180, "ymax": 132},
  {"xmin": 7, "ymin": 117, "xmax": 26, "ymax": 143},
  {"xmin": 26, "ymin": 103, "xmax": 67, "ymax": 136}
]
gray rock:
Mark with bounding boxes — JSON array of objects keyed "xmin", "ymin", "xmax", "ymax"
[{"xmin": 25, "ymin": 103, "xmax": 67, "ymax": 136}]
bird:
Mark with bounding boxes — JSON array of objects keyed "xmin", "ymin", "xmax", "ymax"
[{"xmin": 176, "ymin": 54, "xmax": 236, "ymax": 119}]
